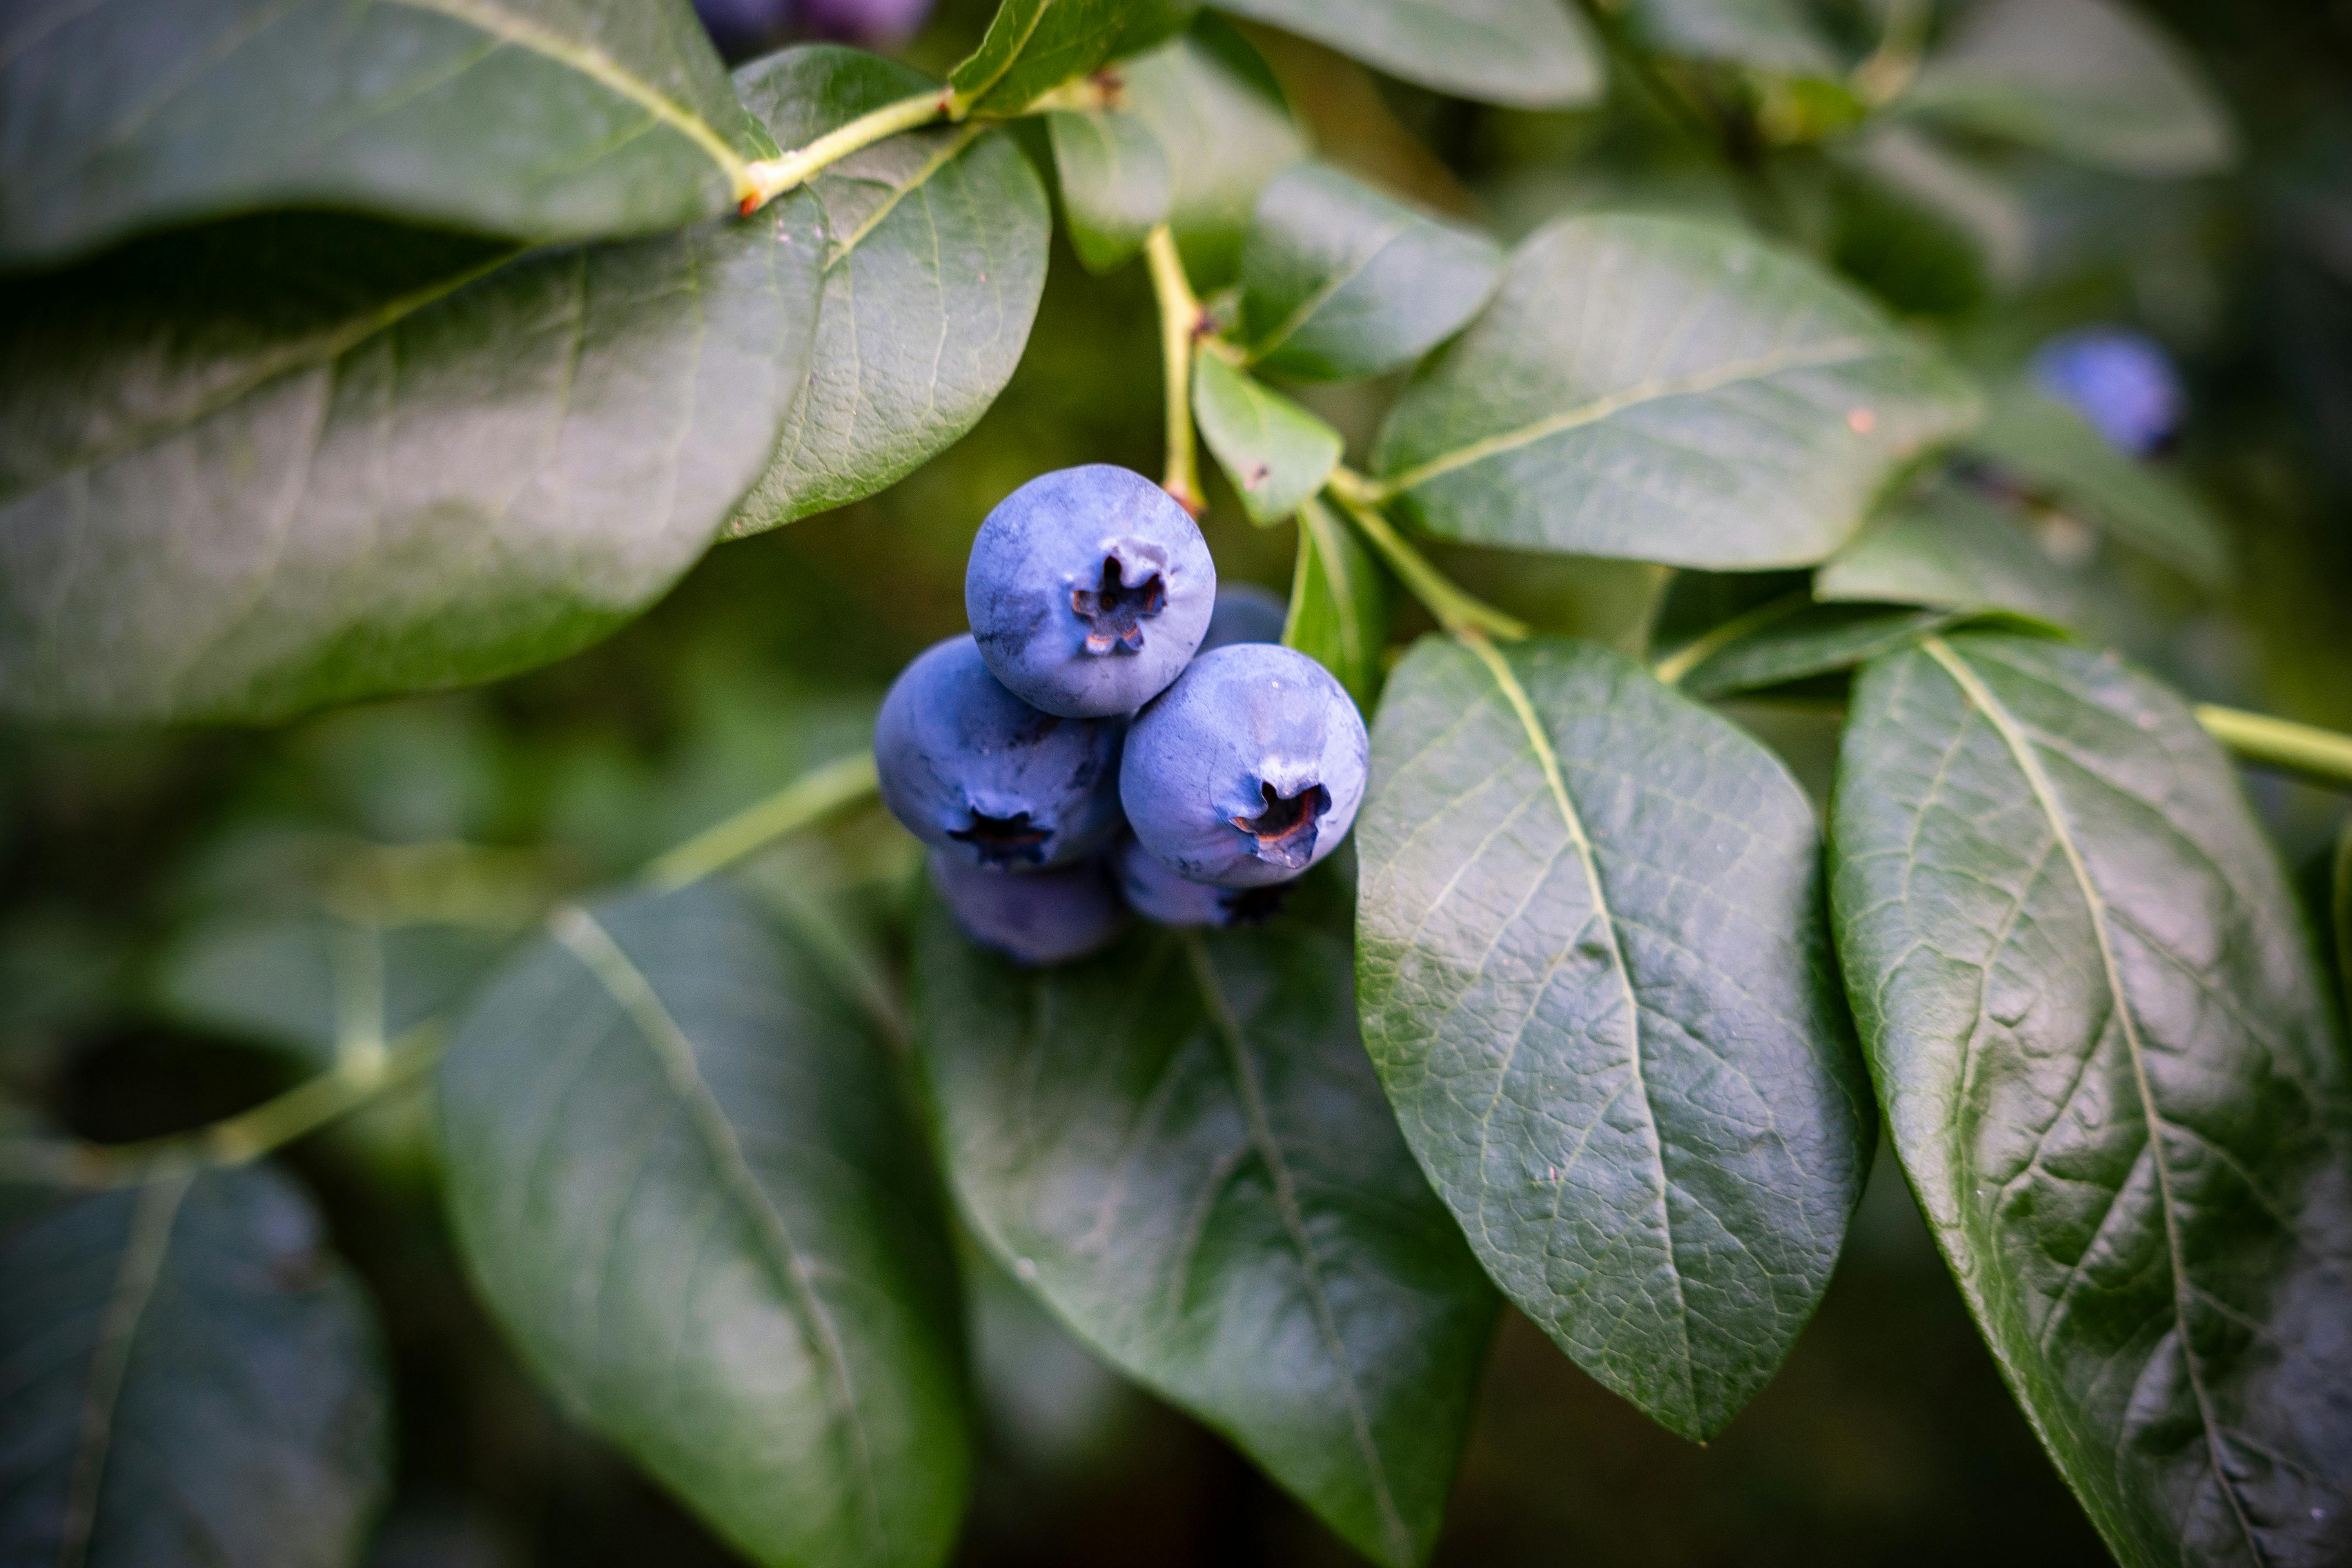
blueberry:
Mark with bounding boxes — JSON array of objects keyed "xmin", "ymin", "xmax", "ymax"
[
  {"xmin": 1196, "ymin": 583, "xmax": 1289, "ymax": 654},
  {"xmin": 691, "ymin": 0, "xmax": 791, "ymax": 57},
  {"xmin": 1112, "ymin": 833, "xmax": 1290, "ymax": 927},
  {"xmin": 967, "ymin": 465, "xmax": 1216, "ymax": 718},
  {"xmin": 799, "ymin": 0, "xmax": 934, "ymax": 44},
  {"xmin": 931, "ymin": 852, "xmax": 1127, "ymax": 965},
  {"xmin": 2031, "ymin": 328, "xmax": 2184, "ymax": 457},
  {"xmin": 1120, "ymin": 643, "xmax": 1368, "ymax": 889},
  {"xmin": 875, "ymin": 635, "xmax": 1122, "ymax": 870}
]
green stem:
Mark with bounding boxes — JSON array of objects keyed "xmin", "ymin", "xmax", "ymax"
[
  {"xmin": 1851, "ymin": 0, "xmax": 1932, "ymax": 106},
  {"xmin": 1147, "ymin": 224, "xmax": 1207, "ymax": 515},
  {"xmin": 641, "ymin": 751, "xmax": 880, "ymax": 893},
  {"xmin": 1650, "ymin": 590, "xmax": 1811, "ymax": 686},
  {"xmin": 743, "ymin": 87, "xmax": 953, "ymax": 208},
  {"xmin": 1324, "ymin": 471, "xmax": 1528, "ymax": 641},
  {"xmin": 0, "ymin": 1022, "xmax": 448, "ymax": 1190},
  {"xmin": 2193, "ymin": 705, "xmax": 2352, "ymax": 789}
]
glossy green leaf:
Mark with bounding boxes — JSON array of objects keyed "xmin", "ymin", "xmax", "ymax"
[
  {"xmin": 1356, "ymin": 635, "xmax": 1874, "ymax": 1440},
  {"xmin": 1830, "ymin": 632, "xmax": 2352, "ymax": 1568},
  {"xmin": 156, "ymin": 911, "xmax": 513, "ymax": 1068},
  {"xmin": 0, "ymin": 1166, "xmax": 390, "ymax": 1567},
  {"xmin": 1816, "ymin": 483, "xmax": 2080, "ymax": 626},
  {"xmin": 0, "ymin": 194, "xmax": 823, "ymax": 726},
  {"xmin": 1967, "ymin": 384, "xmax": 2230, "ymax": 589},
  {"xmin": 0, "ymin": 0, "xmax": 771, "ymax": 271},
  {"xmin": 727, "ymin": 48, "xmax": 1049, "ymax": 534},
  {"xmin": 1193, "ymin": 353, "xmax": 1343, "ymax": 524},
  {"xmin": 1238, "ymin": 163, "xmax": 1502, "ymax": 383},
  {"xmin": 1900, "ymin": 0, "xmax": 2235, "ymax": 176},
  {"xmin": 1374, "ymin": 215, "xmax": 1982, "ymax": 569},
  {"xmin": 914, "ymin": 899, "xmax": 1498, "ymax": 1567},
  {"xmin": 1047, "ymin": 109, "xmax": 1172, "ymax": 273},
  {"xmin": 1286, "ymin": 498, "xmax": 1391, "ymax": 707},
  {"xmin": 1623, "ymin": 0, "xmax": 1838, "ymax": 76},
  {"xmin": 1208, "ymin": 0, "xmax": 1601, "ymax": 108},
  {"xmin": 949, "ymin": 0, "xmax": 1198, "ymax": 116},
  {"xmin": 439, "ymin": 884, "xmax": 968, "ymax": 1568},
  {"xmin": 1673, "ymin": 601, "xmax": 1956, "ymax": 699},
  {"xmin": 1123, "ymin": 29, "xmax": 1310, "ymax": 288}
]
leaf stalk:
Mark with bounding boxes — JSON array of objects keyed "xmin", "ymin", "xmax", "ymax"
[
  {"xmin": 641, "ymin": 751, "xmax": 881, "ymax": 891},
  {"xmin": 0, "ymin": 1022, "xmax": 448, "ymax": 1191},
  {"xmin": 1325, "ymin": 474, "xmax": 1528, "ymax": 641},
  {"xmin": 742, "ymin": 87, "xmax": 955, "ymax": 209},
  {"xmin": 2193, "ymin": 704, "xmax": 2352, "ymax": 789},
  {"xmin": 1147, "ymin": 224, "xmax": 1208, "ymax": 515}
]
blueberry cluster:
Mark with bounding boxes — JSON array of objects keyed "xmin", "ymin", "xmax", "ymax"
[{"xmin": 877, "ymin": 465, "xmax": 1369, "ymax": 964}]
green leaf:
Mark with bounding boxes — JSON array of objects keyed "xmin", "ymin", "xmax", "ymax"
[
  {"xmin": 1238, "ymin": 163, "xmax": 1502, "ymax": 383},
  {"xmin": 1674, "ymin": 601, "xmax": 1957, "ymax": 698},
  {"xmin": 0, "ymin": 0, "xmax": 771, "ymax": 271},
  {"xmin": 727, "ymin": 48, "xmax": 1049, "ymax": 534},
  {"xmin": 949, "ymin": 0, "xmax": 1199, "ymax": 116},
  {"xmin": 1967, "ymin": 384, "xmax": 2230, "ymax": 589},
  {"xmin": 1047, "ymin": 109, "xmax": 1172, "ymax": 274},
  {"xmin": 0, "ymin": 1166, "xmax": 390, "ymax": 1566},
  {"xmin": 1622, "ymin": 0, "xmax": 1838, "ymax": 77},
  {"xmin": 1207, "ymin": 0, "xmax": 1601, "ymax": 108},
  {"xmin": 439, "ymin": 884, "xmax": 968, "ymax": 1568},
  {"xmin": 1123, "ymin": 29, "xmax": 1310, "ymax": 289},
  {"xmin": 1373, "ymin": 215, "xmax": 1982, "ymax": 569},
  {"xmin": 1193, "ymin": 353, "xmax": 1343, "ymax": 524},
  {"xmin": 1356, "ymin": 635, "xmax": 1874, "ymax": 1440},
  {"xmin": 156, "ymin": 912, "xmax": 512, "ymax": 1068},
  {"xmin": 0, "ymin": 196, "xmax": 824, "ymax": 726},
  {"xmin": 1829, "ymin": 632, "xmax": 2352, "ymax": 1568},
  {"xmin": 1815, "ymin": 483, "xmax": 2081, "ymax": 626},
  {"xmin": 1286, "ymin": 499, "xmax": 1392, "ymax": 708},
  {"xmin": 1900, "ymin": 0, "xmax": 2235, "ymax": 176},
  {"xmin": 913, "ymin": 900, "xmax": 1497, "ymax": 1567}
]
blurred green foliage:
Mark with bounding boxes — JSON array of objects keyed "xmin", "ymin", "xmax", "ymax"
[{"xmin": 5, "ymin": 0, "xmax": 2352, "ymax": 1561}]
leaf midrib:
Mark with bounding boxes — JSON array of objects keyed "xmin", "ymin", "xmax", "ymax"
[
  {"xmin": 822, "ymin": 123, "xmax": 985, "ymax": 267},
  {"xmin": 7, "ymin": 247, "xmax": 514, "ymax": 503},
  {"xmin": 1920, "ymin": 636, "xmax": 2267, "ymax": 1563},
  {"xmin": 390, "ymin": 0, "xmax": 755, "ymax": 199},
  {"xmin": 1456, "ymin": 635, "xmax": 1700, "ymax": 1418},
  {"xmin": 1245, "ymin": 209, "xmax": 1419, "ymax": 367},
  {"xmin": 550, "ymin": 906, "xmax": 886, "ymax": 1556},
  {"xmin": 58, "ymin": 1173, "xmax": 192, "ymax": 1568},
  {"xmin": 1377, "ymin": 336, "xmax": 1880, "ymax": 496},
  {"xmin": 1183, "ymin": 931, "xmax": 1412, "ymax": 1566}
]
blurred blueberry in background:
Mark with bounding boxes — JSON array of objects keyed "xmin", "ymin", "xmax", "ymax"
[
  {"xmin": 2031, "ymin": 327, "xmax": 2186, "ymax": 457},
  {"xmin": 693, "ymin": 0, "xmax": 933, "ymax": 59},
  {"xmin": 1196, "ymin": 583, "xmax": 1289, "ymax": 655},
  {"xmin": 800, "ymin": 0, "xmax": 935, "ymax": 44}
]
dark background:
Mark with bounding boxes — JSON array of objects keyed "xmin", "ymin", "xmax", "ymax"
[{"xmin": 7, "ymin": 0, "xmax": 2352, "ymax": 1563}]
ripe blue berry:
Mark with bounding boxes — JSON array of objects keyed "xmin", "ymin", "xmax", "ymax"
[
  {"xmin": 1120, "ymin": 643, "xmax": 1368, "ymax": 889},
  {"xmin": 1196, "ymin": 582, "xmax": 1288, "ymax": 654},
  {"xmin": 2031, "ymin": 328, "xmax": 2183, "ymax": 457},
  {"xmin": 875, "ymin": 635, "xmax": 1122, "ymax": 871},
  {"xmin": 967, "ymin": 465, "xmax": 1216, "ymax": 718},
  {"xmin": 931, "ymin": 852, "xmax": 1127, "ymax": 965},
  {"xmin": 1112, "ymin": 833, "xmax": 1290, "ymax": 928}
]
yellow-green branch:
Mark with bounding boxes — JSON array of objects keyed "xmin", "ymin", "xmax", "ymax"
[
  {"xmin": 1146, "ymin": 225, "xmax": 1207, "ymax": 515},
  {"xmin": 1325, "ymin": 469, "xmax": 1527, "ymax": 641},
  {"xmin": 2195, "ymin": 704, "xmax": 2352, "ymax": 789}
]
